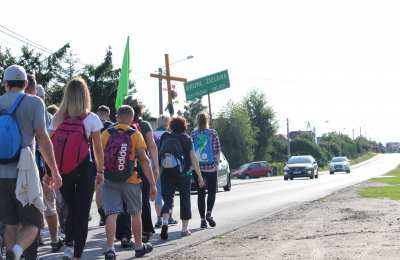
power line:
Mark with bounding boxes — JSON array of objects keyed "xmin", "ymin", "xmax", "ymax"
[
  {"xmin": 0, "ymin": 24, "xmax": 54, "ymax": 54},
  {"xmin": 0, "ymin": 28, "xmax": 52, "ymax": 55}
]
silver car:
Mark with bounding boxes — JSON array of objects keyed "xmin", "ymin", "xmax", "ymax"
[
  {"xmin": 191, "ymin": 152, "xmax": 232, "ymax": 192},
  {"xmin": 329, "ymin": 157, "xmax": 350, "ymax": 174}
]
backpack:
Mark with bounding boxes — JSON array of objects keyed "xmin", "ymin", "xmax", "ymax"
[
  {"xmin": 0, "ymin": 94, "xmax": 25, "ymax": 164},
  {"xmin": 158, "ymin": 132, "xmax": 187, "ymax": 174},
  {"xmin": 104, "ymin": 127, "xmax": 135, "ymax": 182},
  {"xmin": 192, "ymin": 129, "xmax": 214, "ymax": 164},
  {"xmin": 51, "ymin": 114, "xmax": 89, "ymax": 175}
]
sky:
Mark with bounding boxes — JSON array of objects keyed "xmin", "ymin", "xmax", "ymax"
[{"xmin": 1, "ymin": 0, "xmax": 400, "ymax": 144}]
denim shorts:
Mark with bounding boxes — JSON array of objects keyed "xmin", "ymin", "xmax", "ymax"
[{"xmin": 102, "ymin": 180, "xmax": 142, "ymax": 216}]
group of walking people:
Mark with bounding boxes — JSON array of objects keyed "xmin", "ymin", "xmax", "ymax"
[{"xmin": 0, "ymin": 64, "xmax": 222, "ymax": 260}]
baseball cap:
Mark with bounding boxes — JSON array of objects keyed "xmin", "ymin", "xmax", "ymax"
[
  {"xmin": 3, "ymin": 65, "xmax": 27, "ymax": 81},
  {"xmin": 36, "ymin": 85, "xmax": 45, "ymax": 97}
]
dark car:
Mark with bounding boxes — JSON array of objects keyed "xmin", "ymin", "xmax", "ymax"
[
  {"xmin": 284, "ymin": 155, "xmax": 319, "ymax": 180},
  {"xmin": 234, "ymin": 161, "xmax": 273, "ymax": 179}
]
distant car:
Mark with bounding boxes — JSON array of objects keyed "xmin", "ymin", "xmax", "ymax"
[
  {"xmin": 191, "ymin": 152, "xmax": 232, "ymax": 192},
  {"xmin": 329, "ymin": 157, "xmax": 350, "ymax": 174},
  {"xmin": 234, "ymin": 161, "xmax": 273, "ymax": 179},
  {"xmin": 284, "ymin": 155, "xmax": 319, "ymax": 180}
]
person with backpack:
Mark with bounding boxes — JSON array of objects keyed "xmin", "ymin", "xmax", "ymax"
[
  {"xmin": 192, "ymin": 112, "xmax": 221, "ymax": 229},
  {"xmin": 102, "ymin": 105, "xmax": 156, "ymax": 259},
  {"xmin": 0, "ymin": 65, "xmax": 62, "ymax": 260},
  {"xmin": 153, "ymin": 116, "xmax": 178, "ymax": 229},
  {"xmin": 121, "ymin": 97, "xmax": 159, "ymax": 243},
  {"xmin": 159, "ymin": 117, "xmax": 205, "ymax": 240},
  {"xmin": 51, "ymin": 77, "xmax": 104, "ymax": 260},
  {"xmin": 96, "ymin": 105, "xmax": 114, "ymax": 227}
]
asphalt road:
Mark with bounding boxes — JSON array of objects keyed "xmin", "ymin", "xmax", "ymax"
[{"xmin": 39, "ymin": 153, "xmax": 400, "ymax": 259}]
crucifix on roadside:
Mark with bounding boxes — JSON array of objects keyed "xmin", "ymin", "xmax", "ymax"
[{"xmin": 150, "ymin": 54, "xmax": 187, "ymax": 117}]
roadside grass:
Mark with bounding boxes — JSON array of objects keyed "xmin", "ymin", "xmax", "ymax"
[
  {"xmin": 350, "ymin": 152, "xmax": 377, "ymax": 165},
  {"xmin": 359, "ymin": 165, "xmax": 400, "ymax": 201}
]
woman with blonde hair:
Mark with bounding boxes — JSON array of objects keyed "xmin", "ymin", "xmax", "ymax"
[
  {"xmin": 52, "ymin": 77, "xmax": 104, "ymax": 260},
  {"xmin": 191, "ymin": 112, "xmax": 221, "ymax": 229}
]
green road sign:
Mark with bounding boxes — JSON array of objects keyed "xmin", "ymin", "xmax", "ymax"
[{"xmin": 184, "ymin": 70, "xmax": 230, "ymax": 101}]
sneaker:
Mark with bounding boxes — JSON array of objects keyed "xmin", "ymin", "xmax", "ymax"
[
  {"xmin": 181, "ymin": 230, "xmax": 192, "ymax": 237},
  {"xmin": 168, "ymin": 218, "xmax": 178, "ymax": 225},
  {"xmin": 206, "ymin": 215, "xmax": 216, "ymax": 227},
  {"xmin": 135, "ymin": 243, "xmax": 153, "ymax": 258},
  {"xmin": 120, "ymin": 238, "xmax": 132, "ymax": 249},
  {"xmin": 200, "ymin": 219, "xmax": 208, "ymax": 229},
  {"xmin": 160, "ymin": 225, "xmax": 168, "ymax": 240},
  {"xmin": 142, "ymin": 232, "xmax": 152, "ymax": 243},
  {"xmin": 154, "ymin": 219, "xmax": 162, "ymax": 229},
  {"xmin": 5, "ymin": 251, "xmax": 15, "ymax": 260},
  {"xmin": 104, "ymin": 250, "xmax": 116, "ymax": 260},
  {"xmin": 51, "ymin": 239, "xmax": 64, "ymax": 252},
  {"xmin": 63, "ymin": 246, "xmax": 74, "ymax": 260}
]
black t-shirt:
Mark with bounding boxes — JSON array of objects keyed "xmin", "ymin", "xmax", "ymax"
[{"xmin": 101, "ymin": 121, "xmax": 114, "ymax": 133}]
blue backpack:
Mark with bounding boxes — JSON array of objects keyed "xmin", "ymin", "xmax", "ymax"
[
  {"xmin": 0, "ymin": 94, "xmax": 26, "ymax": 164},
  {"xmin": 192, "ymin": 129, "xmax": 214, "ymax": 164}
]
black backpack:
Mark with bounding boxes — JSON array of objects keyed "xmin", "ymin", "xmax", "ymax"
[{"xmin": 158, "ymin": 132, "xmax": 188, "ymax": 174}]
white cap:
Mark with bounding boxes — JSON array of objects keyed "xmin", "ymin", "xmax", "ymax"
[
  {"xmin": 3, "ymin": 65, "xmax": 27, "ymax": 81},
  {"xmin": 36, "ymin": 85, "xmax": 45, "ymax": 97}
]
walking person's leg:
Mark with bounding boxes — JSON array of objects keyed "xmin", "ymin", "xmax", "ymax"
[
  {"xmin": 102, "ymin": 180, "xmax": 124, "ymax": 259},
  {"xmin": 154, "ymin": 178, "xmax": 163, "ymax": 228},
  {"xmin": 116, "ymin": 203, "xmax": 132, "ymax": 248},
  {"xmin": 177, "ymin": 175, "xmax": 192, "ymax": 236},
  {"xmin": 160, "ymin": 170, "xmax": 177, "ymax": 240},
  {"xmin": 204, "ymin": 172, "xmax": 218, "ymax": 227},
  {"xmin": 60, "ymin": 173, "xmax": 77, "ymax": 259},
  {"xmin": 71, "ymin": 164, "xmax": 95, "ymax": 259},
  {"xmin": 194, "ymin": 172, "xmax": 207, "ymax": 228},
  {"xmin": 141, "ymin": 176, "xmax": 154, "ymax": 242}
]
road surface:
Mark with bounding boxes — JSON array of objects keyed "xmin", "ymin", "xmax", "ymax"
[{"xmin": 39, "ymin": 153, "xmax": 400, "ymax": 259}]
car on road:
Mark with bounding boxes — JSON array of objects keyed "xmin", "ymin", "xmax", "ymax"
[
  {"xmin": 284, "ymin": 155, "xmax": 319, "ymax": 180},
  {"xmin": 329, "ymin": 156, "xmax": 350, "ymax": 174},
  {"xmin": 233, "ymin": 161, "xmax": 273, "ymax": 179},
  {"xmin": 191, "ymin": 152, "xmax": 232, "ymax": 192}
]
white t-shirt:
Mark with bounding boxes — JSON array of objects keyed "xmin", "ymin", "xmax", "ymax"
[
  {"xmin": 82, "ymin": 112, "xmax": 103, "ymax": 139},
  {"xmin": 51, "ymin": 112, "xmax": 103, "ymax": 138}
]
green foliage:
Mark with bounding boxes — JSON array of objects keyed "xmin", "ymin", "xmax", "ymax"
[
  {"xmin": 291, "ymin": 137, "xmax": 328, "ymax": 166},
  {"xmin": 214, "ymin": 101, "xmax": 256, "ymax": 169},
  {"xmin": 243, "ymin": 90, "xmax": 278, "ymax": 161},
  {"xmin": 270, "ymin": 135, "xmax": 288, "ymax": 162}
]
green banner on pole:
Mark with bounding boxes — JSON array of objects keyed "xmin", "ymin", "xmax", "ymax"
[
  {"xmin": 115, "ymin": 37, "xmax": 130, "ymax": 111},
  {"xmin": 184, "ymin": 70, "xmax": 230, "ymax": 101}
]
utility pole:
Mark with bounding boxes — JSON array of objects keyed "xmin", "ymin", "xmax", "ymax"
[
  {"xmin": 207, "ymin": 92, "xmax": 212, "ymax": 125},
  {"xmin": 352, "ymin": 129, "xmax": 355, "ymax": 140},
  {"xmin": 287, "ymin": 118, "xmax": 291, "ymax": 159},
  {"xmin": 158, "ymin": 68, "xmax": 163, "ymax": 116}
]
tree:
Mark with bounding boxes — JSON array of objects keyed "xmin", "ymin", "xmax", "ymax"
[
  {"xmin": 270, "ymin": 135, "xmax": 288, "ymax": 162},
  {"xmin": 81, "ymin": 47, "xmax": 135, "ymax": 119},
  {"xmin": 0, "ymin": 44, "xmax": 70, "ymax": 97},
  {"xmin": 291, "ymin": 137, "xmax": 328, "ymax": 166},
  {"xmin": 214, "ymin": 102, "xmax": 256, "ymax": 169},
  {"xmin": 243, "ymin": 90, "xmax": 278, "ymax": 161}
]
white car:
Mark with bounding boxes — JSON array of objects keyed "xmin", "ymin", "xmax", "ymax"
[
  {"xmin": 217, "ymin": 153, "xmax": 231, "ymax": 191},
  {"xmin": 329, "ymin": 157, "xmax": 350, "ymax": 174}
]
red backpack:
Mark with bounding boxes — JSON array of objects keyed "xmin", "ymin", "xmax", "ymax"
[{"xmin": 51, "ymin": 115, "xmax": 89, "ymax": 175}]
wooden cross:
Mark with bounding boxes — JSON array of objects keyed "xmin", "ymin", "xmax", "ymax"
[{"xmin": 150, "ymin": 54, "xmax": 187, "ymax": 116}]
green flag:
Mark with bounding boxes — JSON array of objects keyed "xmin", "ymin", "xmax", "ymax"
[{"xmin": 115, "ymin": 37, "xmax": 130, "ymax": 110}]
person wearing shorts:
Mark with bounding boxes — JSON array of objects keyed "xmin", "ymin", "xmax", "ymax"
[
  {"xmin": 101, "ymin": 106, "xmax": 157, "ymax": 259},
  {"xmin": 0, "ymin": 65, "xmax": 62, "ymax": 260}
]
